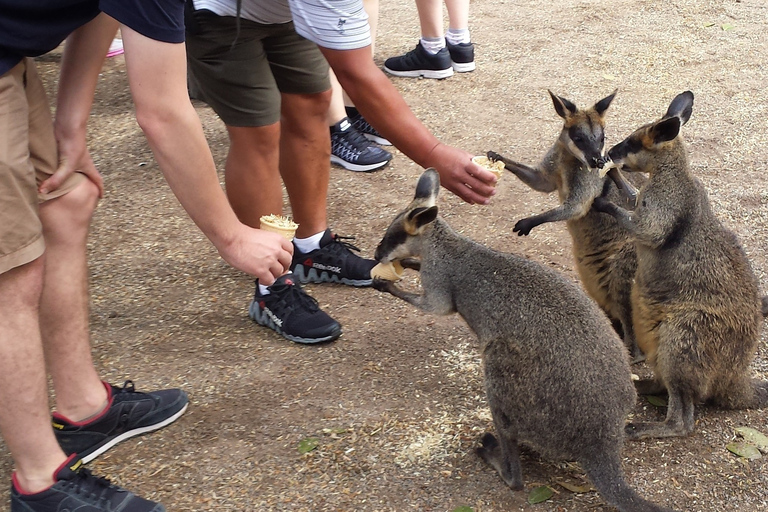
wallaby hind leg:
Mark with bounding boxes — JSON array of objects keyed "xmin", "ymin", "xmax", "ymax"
[
  {"xmin": 626, "ymin": 385, "xmax": 695, "ymax": 440},
  {"xmin": 581, "ymin": 452, "xmax": 676, "ymax": 512},
  {"xmin": 475, "ymin": 405, "xmax": 524, "ymax": 490}
]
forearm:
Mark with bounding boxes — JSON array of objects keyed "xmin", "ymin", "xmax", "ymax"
[{"xmin": 55, "ymin": 13, "xmax": 119, "ymax": 140}]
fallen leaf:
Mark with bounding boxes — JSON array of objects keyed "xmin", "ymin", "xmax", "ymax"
[
  {"xmin": 452, "ymin": 507, "xmax": 474, "ymax": 512},
  {"xmin": 726, "ymin": 441, "xmax": 762, "ymax": 460},
  {"xmin": 528, "ymin": 485, "xmax": 554, "ymax": 504},
  {"xmin": 645, "ymin": 395, "xmax": 668, "ymax": 407},
  {"xmin": 557, "ymin": 480, "xmax": 594, "ymax": 493},
  {"xmin": 721, "ymin": 23, "xmax": 734, "ymax": 31},
  {"xmin": 298, "ymin": 437, "xmax": 319, "ymax": 454},
  {"xmin": 703, "ymin": 22, "xmax": 715, "ymax": 27},
  {"xmin": 735, "ymin": 427, "xmax": 768, "ymax": 453}
]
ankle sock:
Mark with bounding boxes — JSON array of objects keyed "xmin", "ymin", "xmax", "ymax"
[
  {"xmin": 293, "ymin": 231, "xmax": 324, "ymax": 253},
  {"xmin": 420, "ymin": 36, "xmax": 446, "ymax": 55},
  {"xmin": 446, "ymin": 28, "xmax": 470, "ymax": 45}
]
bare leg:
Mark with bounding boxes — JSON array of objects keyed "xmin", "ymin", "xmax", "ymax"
[
  {"xmin": 39, "ymin": 178, "xmax": 107, "ymax": 421},
  {"xmin": 224, "ymin": 123, "xmax": 285, "ymax": 229},
  {"xmin": 444, "ymin": 0, "xmax": 470, "ymax": 31},
  {"xmin": 280, "ymin": 91, "xmax": 332, "ymax": 238},
  {"xmin": 416, "ymin": 0, "xmax": 443, "ymax": 38},
  {"xmin": 0, "ymin": 258, "xmax": 68, "ymax": 493}
]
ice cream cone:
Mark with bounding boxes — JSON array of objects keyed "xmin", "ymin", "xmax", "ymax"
[
  {"xmin": 371, "ymin": 261, "xmax": 405, "ymax": 281},
  {"xmin": 259, "ymin": 214, "xmax": 298, "ymax": 241},
  {"xmin": 472, "ymin": 155, "xmax": 505, "ymax": 180}
]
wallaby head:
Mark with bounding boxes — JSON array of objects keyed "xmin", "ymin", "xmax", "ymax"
[
  {"xmin": 607, "ymin": 91, "xmax": 694, "ymax": 175},
  {"xmin": 549, "ymin": 89, "xmax": 616, "ymax": 170},
  {"xmin": 374, "ymin": 169, "xmax": 440, "ymax": 263}
]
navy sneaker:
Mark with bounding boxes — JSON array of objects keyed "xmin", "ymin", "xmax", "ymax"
[
  {"xmin": 249, "ymin": 273, "xmax": 342, "ymax": 344},
  {"xmin": 11, "ymin": 455, "xmax": 164, "ymax": 512},
  {"xmin": 384, "ymin": 42, "xmax": 453, "ymax": 79},
  {"xmin": 345, "ymin": 106, "xmax": 391, "ymax": 146},
  {"xmin": 291, "ymin": 229, "xmax": 376, "ymax": 287},
  {"xmin": 446, "ymin": 40, "xmax": 475, "ymax": 72},
  {"xmin": 331, "ymin": 118, "xmax": 392, "ymax": 172},
  {"xmin": 53, "ymin": 381, "xmax": 188, "ymax": 464}
]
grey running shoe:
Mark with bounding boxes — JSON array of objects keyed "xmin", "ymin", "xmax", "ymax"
[{"xmin": 331, "ymin": 118, "xmax": 392, "ymax": 172}]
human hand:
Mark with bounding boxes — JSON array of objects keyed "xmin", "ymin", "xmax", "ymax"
[
  {"xmin": 427, "ymin": 144, "xmax": 497, "ymax": 204},
  {"xmin": 43, "ymin": 128, "xmax": 104, "ymax": 197},
  {"xmin": 217, "ymin": 226, "xmax": 294, "ymax": 285}
]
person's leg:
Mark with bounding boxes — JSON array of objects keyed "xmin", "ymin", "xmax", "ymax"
[
  {"xmin": 0, "ymin": 258, "xmax": 68, "ymax": 494},
  {"xmin": 443, "ymin": 0, "xmax": 475, "ymax": 72},
  {"xmin": 384, "ymin": 0, "xmax": 452, "ymax": 78},
  {"xmin": 444, "ymin": 0, "xmax": 470, "ymax": 32},
  {"xmin": 416, "ymin": 0, "xmax": 443, "ymax": 38},
  {"xmin": 280, "ymin": 91, "xmax": 332, "ymax": 238}
]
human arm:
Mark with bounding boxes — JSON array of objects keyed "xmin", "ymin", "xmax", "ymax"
[
  {"xmin": 45, "ymin": 12, "xmax": 117, "ymax": 196},
  {"xmin": 320, "ymin": 46, "xmax": 496, "ymax": 205}
]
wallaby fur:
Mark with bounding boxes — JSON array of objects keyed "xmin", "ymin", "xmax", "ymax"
[
  {"xmin": 373, "ymin": 169, "xmax": 676, "ymax": 512},
  {"xmin": 489, "ymin": 91, "xmax": 646, "ymax": 361},
  {"xmin": 594, "ymin": 91, "xmax": 768, "ymax": 440}
]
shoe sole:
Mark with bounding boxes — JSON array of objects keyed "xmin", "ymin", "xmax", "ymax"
[
  {"xmin": 452, "ymin": 61, "xmax": 476, "ymax": 72},
  {"xmin": 330, "ymin": 155, "xmax": 391, "ymax": 172},
  {"xmin": 291, "ymin": 264, "xmax": 373, "ymax": 287},
  {"xmin": 383, "ymin": 66, "xmax": 454, "ymax": 79},
  {"xmin": 79, "ymin": 402, "xmax": 189, "ymax": 464},
  {"xmin": 249, "ymin": 300, "xmax": 342, "ymax": 344},
  {"xmin": 362, "ymin": 133, "xmax": 392, "ymax": 146}
]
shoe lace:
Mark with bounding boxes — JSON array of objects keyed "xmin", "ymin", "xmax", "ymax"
[
  {"xmin": 116, "ymin": 380, "xmax": 136, "ymax": 394},
  {"xmin": 67, "ymin": 467, "xmax": 118, "ymax": 503},
  {"xmin": 271, "ymin": 282, "xmax": 320, "ymax": 314},
  {"xmin": 330, "ymin": 233, "xmax": 362, "ymax": 254},
  {"xmin": 336, "ymin": 126, "xmax": 371, "ymax": 152}
]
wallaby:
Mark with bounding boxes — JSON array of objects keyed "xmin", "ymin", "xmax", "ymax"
[
  {"xmin": 372, "ymin": 169, "xmax": 676, "ymax": 512},
  {"xmin": 488, "ymin": 90, "xmax": 646, "ymax": 361},
  {"xmin": 593, "ymin": 91, "xmax": 768, "ymax": 440}
]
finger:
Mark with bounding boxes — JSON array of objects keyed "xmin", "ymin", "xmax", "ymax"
[
  {"xmin": 81, "ymin": 167, "xmax": 105, "ymax": 198},
  {"xmin": 39, "ymin": 168, "xmax": 68, "ymax": 195}
]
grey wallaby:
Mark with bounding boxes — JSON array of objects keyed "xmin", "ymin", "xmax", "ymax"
[
  {"xmin": 594, "ymin": 91, "xmax": 768, "ymax": 440},
  {"xmin": 372, "ymin": 169, "xmax": 676, "ymax": 512},
  {"xmin": 488, "ymin": 90, "xmax": 646, "ymax": 361}
]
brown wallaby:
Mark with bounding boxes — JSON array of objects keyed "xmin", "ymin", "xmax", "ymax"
[
  {"xmin": 594, "ymin": 91, "xmax": 768, "ymax": 440},
  {"xmin": 372, "ymin": 169, "xmax": 676, "ymax": 512},
  {"xmin": 488, "ymin": 90, "xmax": 646, "ymax": 361}
]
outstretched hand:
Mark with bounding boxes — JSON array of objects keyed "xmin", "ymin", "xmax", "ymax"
[
  {"xmin": 217, "ymin": 226, "xmax": 294, "ymax": 285},
  {"xmin": 428, "ymin": 144, "xmax": 497, "ymax": 205}
]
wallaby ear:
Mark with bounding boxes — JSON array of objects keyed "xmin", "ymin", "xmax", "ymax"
[
  {"xmin": 414, "ymin": 168, "xmax": 441, "ymax": 206},
  {"xmin": 594, "ymin": 89, "xmax": 617, "ymax": 116},
  {"xmin": 404, "ymin": 206, "xmax": 439, "ymax": 235},
  {"xmin": 649, "ymin": 116, "xmax": 681, "ymax": 145},
  {"xmin": 663, "ymin": 91, "xmax": 694, "ymax": 125},
  {"xmin": 549, "ymin": 90, "xmax": 577, "ymax": 119}
]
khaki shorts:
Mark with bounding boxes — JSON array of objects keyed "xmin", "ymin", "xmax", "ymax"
[
  {"xmin": 0, "ymin": 58, "xmax": 86, "ymax": 274},
  {"xmin": 185, "ymin": 11, "xmax": 331, "ymax": 127}
]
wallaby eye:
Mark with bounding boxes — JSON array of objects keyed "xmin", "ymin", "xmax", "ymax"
[{"xmin": 572, "ymin": 135, "xmax": 583, "ymax": 143}]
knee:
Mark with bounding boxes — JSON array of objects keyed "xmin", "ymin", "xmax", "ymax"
[{"xmin": 41, "ymin": 177, "xmax": 100, "ymax": 232}]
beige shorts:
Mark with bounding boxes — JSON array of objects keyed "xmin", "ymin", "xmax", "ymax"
[{"xmin": 0, "ymin": 58, "xmax": 86, "ymax": 274}]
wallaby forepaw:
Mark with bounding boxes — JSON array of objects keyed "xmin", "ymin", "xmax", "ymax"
[
  {"xmin": 513, "ymin": 218, "xmax": 535, "ymax": 236},
  {"xmin": 372, "ymin": 278, "xmax": 393, "ymax": 293},
  {"xmin": 400, "ymin": 257, "xmax": 421, "ymax": 271}
]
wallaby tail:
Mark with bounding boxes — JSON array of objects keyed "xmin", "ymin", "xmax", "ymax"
[
  {"xmin": 753, "ymin": 379, "xmax": 768, "ymax": 408},
  {"xmin": 582, "ymin": 454, "xmax": 677, "ymax": 512}
]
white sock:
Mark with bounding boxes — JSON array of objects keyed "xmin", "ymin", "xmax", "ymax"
[
  {"xmin": 446, "ymin": 28, "xmax": 470, "ymax": 45},
  {"xmin": 293, "ymin": 231, "xmax": 325, "ymax": 253},
  {"xmin": 420, "ymin": 36, "xmax": 446, "ymax": 55},
  {"xmin": 259, "ymin": 283, "xmax": 270, "ymax": 296}
]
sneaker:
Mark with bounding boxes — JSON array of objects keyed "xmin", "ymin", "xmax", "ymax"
[
  {"xmin": 52, "ymin": 381, "xmax": 189, "ymax": 464},
  {"xmin": 345, "ymin": 106, "xmax": 391, "ymax": 146},
  {"xmin": 11, "ymin": 455, "xmax": 164, "ymax": 512},
  {"xmin": 446, "ymin": 40, "xmax": 475, "ymax": 72},
  {"xmin": 291, "ymin": 229, "xmax": 377, "ymax": 287},
  {"xmin": 249, "ymin": 273, "xmax": 342, "ymax": 344},
  {"xmin": 330, "ymin": 118, "xmax": 392, "ymax": 172},
  {"xmin": 383, "ymin": 42, "xmax": 453, "ymax": 79}
]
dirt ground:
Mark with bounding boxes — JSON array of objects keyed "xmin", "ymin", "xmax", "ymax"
[{"xmin": 2, "ymin": 0, "xmax": 767, "ymax": 511}]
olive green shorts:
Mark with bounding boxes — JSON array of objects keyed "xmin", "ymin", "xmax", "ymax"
[
  {"xmin": 185, "ymin": 11, "xmax": 331, "ymax": 127},
  {"xmin": 0, "ymin": 58, "xmax": 86, "ymax": 274}
]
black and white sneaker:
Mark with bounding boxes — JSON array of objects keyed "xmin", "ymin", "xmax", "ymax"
[
  {"xmin": 291, "ymin": 229, "xmax": 377, "ymax": 287},
  {"xmin": 249, "ymin": 273, "xmax": 342, "ymax": 344},
  {"xmin": 52, "ymin": 381, "xmax": 188, "ymax": 464},
  {"xmin": 11, "ymin": 456, "xmax": 164, "ymax": 512},
  {"xmin": 331, "ymin": 118, "xmax": 392, "ymax": 172},
  {"xmin": 345, "ymin": 106, "xmax": 391, "ymax": 146},
  {"xmin": 383, "ymin": 42, "xmax": 453, "ymax": 79},
  {"xmin": 446, "ymin": 41, "xmax": 475, "ymax": 72}
]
